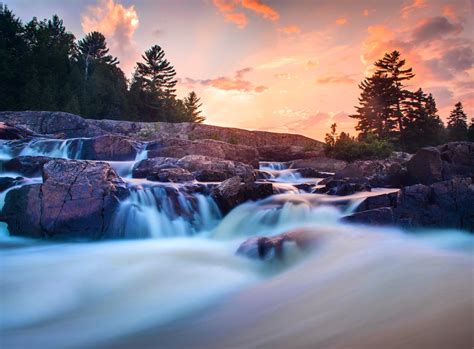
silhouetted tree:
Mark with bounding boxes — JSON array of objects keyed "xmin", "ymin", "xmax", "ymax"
[
  {"xmin": 77, "ymin": 31, "xmax": 118, "ymax": 80},
  {"xmin": 447, "ymin": 102, "xmax": 468, "ymax": 141},
  {"xmin": 184, "ymin": 91, "xmax": 205, "ymax": 123},
  {"xmin": 468, "ymin": 118, "xmax": 474, "ymax": 142}
]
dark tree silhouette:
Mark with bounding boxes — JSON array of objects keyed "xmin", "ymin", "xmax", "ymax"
[
  {"xmin": 184, "ymin": 91, "xmax": 205, "ymax": 123},
  {"xmin": 447, "ymin": 102, "xmax": 468, "ymax": 141}
]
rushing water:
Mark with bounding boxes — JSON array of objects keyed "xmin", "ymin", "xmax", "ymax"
[{"xmin": 0, "ymin": 148, "xmax": 472, "ymax": 348}]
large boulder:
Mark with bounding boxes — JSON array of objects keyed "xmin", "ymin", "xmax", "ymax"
[
  {"xmin": 257, "ymin": 145, "xmax": 324, "ymax": 162},
  {"xmin": 343, "ymin": 207, "xmax": 395, "ymax": 225},
  {"xmin": 148, "ymin": 168, "xmax": 195, "ymax": 183},
  {"xmin": 437, "ymin": 142, "xmax": 474, "ymax": 180},
  {"xmin": 1, "ymin": 156, "xmax": 52, "ymax": 177},
  {"xmin": 288, "ymin": 157, "xmax": 347, "ymax": 172},
  {"xmin": 236, "ymin": 230, "xmax": 319, "ymax": 261},
  {"xmin": 211, "ymin": 176, "xmax": 273, "ymax": 213},
  {"xmin": 132, "ymin": 157, "xmax": 179, "ymax": 178},
  {"xmin": 354, "ymin": 191, "xmax": 398, "ymax": 212},
  {"xmin": 1, "ymin": 159, "xmax": 129, "ymax": 239},
  {"xmin": 148, "ymin": 139, "xmax": 259, "ymax": 168},
  {"xmin": 395, "ymin": 177, "xmax": 474, "ymax": 231},
  {"xmin": 315, "ymin": 179, "xmax": 371, "ymax": 196},
  {"xmin": 406, "ymin": 147, "xmax": 443, "ymax": 185},
  {"xmin": 177, "ymin": 155, "xmax": 255, "ymax": 183},
  {"xmin": 79, "ymin": 135, "xmax": 141, "ymax": 161}
]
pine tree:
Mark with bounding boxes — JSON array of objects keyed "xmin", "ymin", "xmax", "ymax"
[
  {"xmin": 467, "ymin": 118, "xmax": 474, "ymax": 142},
  {"xmin": 136, "ymin": 45, "xmax": 177, "ymax": 95},
  {"xmin": 77, "ymin": 31, "xmax": 118, "ymax": 80},
  {"xmin": 184, "ymin": 91, "xmax": 205, "ymax": 123},
  {"xmin": 447, "ymin": 102, "xmax": 468, "ymax": 141}
]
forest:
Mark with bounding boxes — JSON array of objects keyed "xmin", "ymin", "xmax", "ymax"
[{"xmin": 0, "ymin": 5, "xmax": 204, "ymax": 123}]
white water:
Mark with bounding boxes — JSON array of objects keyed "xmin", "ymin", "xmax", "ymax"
[{"xmin": 0, "ymin": 139, "xmax": 472, "ymax": 348}]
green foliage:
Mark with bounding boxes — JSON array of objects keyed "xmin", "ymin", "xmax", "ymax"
[
  {"xmin": 0, "ymin": 6, "xmax": 203, "ymax": 123},
  {"xmin": 228, "ymin": 134, "xmax": 238, "ymax": 145},
  {"xmin": 325, "ymin": 124, "xmax": 393, "ymax": 162}
]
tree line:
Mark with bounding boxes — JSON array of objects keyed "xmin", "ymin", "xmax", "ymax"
[
  {"xmin": 326, "ymin": 50, "xmax": 473, "ymax": 160},
  {"xmin": 0, "ymin": 5, "xmax": 204, "ymax": 123}
]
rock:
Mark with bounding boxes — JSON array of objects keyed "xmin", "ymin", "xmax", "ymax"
[
  {"xmin": 211, "ymin": 176, "xmax": 273, "ymax": 213},
  {"xmin": 406, "ymin": 147, "xmax": 443, "ymax": 185},
  {"xmin": 148, "ymin": 139, "xmax": 259, "ymax": 168},
  {"xmin": 257, "ymin": 145, "xmax": 324, "ymax": 162},
  {"xmin": 148, "ymin": 168, "xmax": 195, "ymax": 182},
  {"xmin": 255, "ymin": 170, "xmax": 274, "ymax": 180},
  {"xmin": 355, "ymin": 192, "xmax": 398, "ymax": 212},
  {"xmin": 316, "ymin": 179, "xmax": 371, "ymax": 196},
  {"xmin": 335, "ymin": 159, "xmax": 407, "ymax": 187},
  {"xmin": 296, "ymin": 168, "xmax": 333, "ymax": 178},
  {"xmin": 177, "ymin": 155, "xmax": 255, "ymax": 183},
  {"xmin": 1, "ymin": 159, "xmax": 129, "ymax": 239},
  {"xmin": 132, "ymin": 157, "xmax": 179, "ymax": 178},
  {"xmin": 288, "ymin": 157, "xmax": 347, "ymax": 172},
  {"xmin": 343, "ymin": 207, "xmax": 395, "ymax": 225},
  {"xmin": 0, "ymin": 122, "xmax": 35, "ymax": 140},
  {"xmin": 79, "ymin": 135, "xmax": 141, "ymax": 161},
  {"xmin": 1, "ymin": 156, "xmax": 52, "ymax": 177},
  {"xmin": 437, "ymin": 142, "xmax": 474, "ymax": 180},
  {"xmin": 236, "ymin": 230, "xmax": 319, "ymax": 260},
  {"xmin": 395, "ymin": 177, "xmax": 474, "ymax": 231},
  {"xmin": 0, "ymin": 177, "xmax": 24, "ymax": 192}
]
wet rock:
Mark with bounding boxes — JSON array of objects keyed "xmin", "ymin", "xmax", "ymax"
[
  {"xmin": 343, "ymin": 207, "xmax": 395, "ymax": 225},
  {"xmin": 132, "ymin": 157, "xmax": 179, "ymax": 178},
  {"xmin": 211, "ymin": 176, "xmax": 273, "ymax": 213},
  {"xmin": 255, "ymin": 170, "xmax": 273, "ymax": 180},
  {"xmin": 437, "ymin": 142, "xmax": 474, "ymax": 180},
  {"xmin": 296, "ymin": 168, "xmax": 333, "ymax": 178},
  {"xmin": 0, "ymin": 122, "xmax": 35, "ymax": 140},
  {"xmin": 257, "ymin": 145, "xmax": 323, "ymax": 162},
  {"xmin": 406, "ymin": 147, "xmax": 443, "ymax": 185},
  {"xmin": 288, "ymin": 157, "xmax": 347, "ymax": 172},
  {"xmin": 1, "ymin": 159, "xmax": 129, "ymax": 239},
  {"xmin": 236, "ymin": 230, "xmax": 319, "ymax": 260},
  {"xmin": 177, "ymin": 155, "xmax": 255, "ymax": 183},
  {"xmin": 316, "ymin": 179, "xmax": 371, "ymax": 196},
  {"xmin": 1, "ymin": 156, "xmax": 52, "ymax": 177},
  {"xmin": 0, "ymin": 177, "xmax": 24, "ymax": 192},
  {"xmin": 80, "ymin": 135, "xmax": 141, "ymax": 161},
  {"xmin": 355, "ymin": 192, "xmax": 398, "ymax": 212},
  {"xmin": 148, "ymin": 168, "xmax": 195, "ymax": 183},
  {"xmin": 395, "ymin": 177, "xmax": 474, "ymax": 231}
]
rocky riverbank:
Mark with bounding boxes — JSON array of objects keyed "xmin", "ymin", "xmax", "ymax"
[{"xmin": 1, "ymin": 111, "xmax": 473, "ymax": 241}]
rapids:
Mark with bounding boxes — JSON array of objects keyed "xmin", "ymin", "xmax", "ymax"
[{"xmin": 0, "ymin": 141, "xmax": 472, "ymax": 349}]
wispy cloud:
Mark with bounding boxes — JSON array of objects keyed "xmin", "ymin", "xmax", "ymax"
[
  {"xmin": 277, "ymin": 25, "xmax": 301, "ymax": 34},
  {"xmin": 335, "ymin": 17, "xmax": 347, "ymax": 25},
  {"xmin": 401, "ymin": 0, "xmax": 427, "ymax": 18},
  {"xmin": 81, "ymin": 0, "xmax": 139, "ymax": 75},
  {"xmin": 316, "ymin": 74, "xmax": 356, "ymax": 84},
  {"xmin": 212, "ymin": 0, "xmax": 279, "ymax": 29}
]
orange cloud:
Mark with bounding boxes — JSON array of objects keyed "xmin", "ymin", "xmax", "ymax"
[
  {"xmin": 184, "ymin": 68, "xmax": 267, "ymax": 93},
  {"xmin": 401, "ymin": 0, "xmax": 427, "ymax": 18},
  {"xmin": 442, "ymin": 5, "xmax": 456, "ymax": 20},
  {"xmin": 335, "ymin": 17, "xmax": 347, "ymax": 25},
  {"xmin": 212, "ymin": 0, "xmax": 279, "ymax": 28},
  {"xmin": 278, "ymin": 25, "xmax": 301, "ymax": 34},
  {"xmin": 81, "ymin": 0, "xmax": 139, "ymax": 75},
  {"xmin": 316, "ymin": 74, "xmax": 356, "ymax": 84}
]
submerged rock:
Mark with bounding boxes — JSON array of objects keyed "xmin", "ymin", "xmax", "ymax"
[
  {"xmin": 0, "ymin": 177, "xmax": 25, "ymax": 192},
  {"xmin": 1, "ymin": 159, "xmax": 129, "ymax": 239},
  {"xmin": 236, "ymin": 230, "xmax": 319, "ymax": 260},
  {"xmin": 211, "ymin": 176, "xmax": 273, "ymax": 213}
]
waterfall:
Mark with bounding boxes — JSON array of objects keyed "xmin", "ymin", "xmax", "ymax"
[
  {"xmin": 18, "ymin": 138, "xmax": 85, "ymax": 159},
  {"xmin": 259, "ymin": 161, "xmax": 287, "ymax": 171},
  {"xmin": 111, "ymin": 183, "xmax": 221, "ymax": 238}
]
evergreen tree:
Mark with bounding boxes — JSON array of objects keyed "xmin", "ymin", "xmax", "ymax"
[
  {"xmin": 77, "ymin": 31, "xmax": 118, "ymax": 80},
  {"xmin": 184, "ymin": 91, "xmax": 205, "ymax": 123},
  {"xmin": 447, "ymin": 102, "xmax": 468, "ymax": 141},
  {"xmin": 468, "ymin": 118, "xmax": 474, "ymax": 142}
]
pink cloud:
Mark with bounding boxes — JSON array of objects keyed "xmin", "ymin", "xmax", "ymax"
[
  {"xmin": 212, "ymin": 0, "xmax": 279, "ymax": 28},
  {"xmin": 335, "ymin": 17, "xmax": 347, "ymax": 25},
  {"xmin": 316, "ymin": 74, "xmax": 356, "ymax": 84},
  {"xmin": 81, "ymin": 0, "xmax": 139, "ymax": 75},
  {"xmin": 278, "ymin": 25, "xmax": 301, "ymax": 34},
  {"xmin": 401, "ymin": 0, "xmax": 427, "ymax": 19}
]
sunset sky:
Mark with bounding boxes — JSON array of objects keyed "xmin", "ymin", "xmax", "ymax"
[{"xmin": 7, "ymin": 0, "xmax": 474, "ymax": 141}]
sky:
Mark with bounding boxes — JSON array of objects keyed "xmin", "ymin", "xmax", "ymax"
[{"xmin": 6, "ymin": 0, "xmax": 474, "ymax": 141}]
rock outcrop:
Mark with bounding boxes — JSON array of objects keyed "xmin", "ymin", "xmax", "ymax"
[
  {"xmin": 0, "ymin": 122, "xmax": 36, "ymax": 140},
  {"xmin": 1, "ymin": 159, "xmax": 129, "ymax": 239},
  {"xmin": 288, "ymin": 157, "xmax": 347, "ymax": 172},
  {"xmin": 257, "ymin": 145, "xmax": 323, "ymax": 162},
  {"xmin": 79, "ymin": 135, "xmax": 141, "ymax": 161},
  {"xmin": 1, "ymin": 156, "xmax": 52, "ymax": 177},
  {"xmin": 211, "ymin": 176, "xmax": 273, "ymax": 213}
]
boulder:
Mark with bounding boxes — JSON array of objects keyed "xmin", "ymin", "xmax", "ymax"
[
  {"xmin": 1, "ymin": 159, "xmax": 129, "ymax": 239},
  {"xmin": 343, "ymin": 207, "xmax": 395, "ymax": 225},
  {"xmin": 288, "ymin": 157, "xmax": 347, "ymax": 172},
  {"xmin": 0, "ymin": 122, "xmax": 35, "ymax": 140},
  {"xmin": 132, "ymin": 157, "xmax": 179, "ymax": 178},
  {"xmin": 355, "ymin": 191, "xmax": 398, "ymax": 212},
  {"xmin": 437, "ymin": 142, "xmax": 474, "ymax": 180},
  {"xmin": 211, "ymin": 176, "xmax": 273, "ymax": 213},
  {"xmin": 79, "ymin": 135, "xmax": 141, "ymax": 161},
  {"xmin": 148, "ymin": 139, "xmax": 259, "ymax": 168},
  {"xmin": 148, "ymin": 168, "xmax": 195, "ymax": 183},
  {"xmin": 296, "ymin": 168, "xmax": 333, "ymax": 178},
  {"xmin": 257, "ymin": 145, "xmax": 323, "ymax": 162},
  {"xmin": 1, "ymin": 156, "xmax": 52, "ymax": 177},
  {"xmin": 406, "ymin": 147, "xmax": 443, "ymax": 185},
  {"xmin": 236, "ymin": 230, "xmax": 319, "ymax": 260},
  {"xmin": 316, "ymin": 179, "xmax": 371, "ymax": 196},
  {"xmin": 395, "ymin": 177, "xmax": 474, "ymax": 231},
  {"xmin": 177, "ymin": 155, "xmax": 255, "ymax": 183}
]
